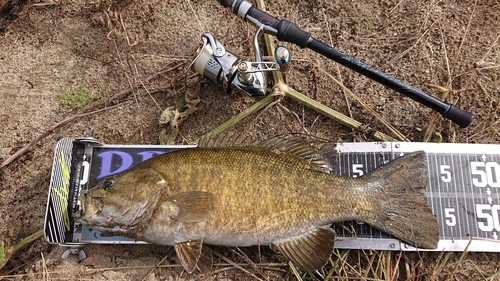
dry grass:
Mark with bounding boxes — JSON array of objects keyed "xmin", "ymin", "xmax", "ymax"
[{"xmin": 2, "ymin": 246, "xmax": 500, "ymax": 280}]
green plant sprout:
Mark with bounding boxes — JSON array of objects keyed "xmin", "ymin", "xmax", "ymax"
[{"xmin": 58, "ymin": 81, "xmax": 96, "ymax": 108}]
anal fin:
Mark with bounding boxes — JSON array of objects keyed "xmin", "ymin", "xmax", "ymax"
[{"xmin": 270, "ymin": 227, "xmax": 336, "ymax": 271}]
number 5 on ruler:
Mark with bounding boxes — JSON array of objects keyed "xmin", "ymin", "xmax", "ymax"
[
  {"xmin": 352, "ymin": 164, "xmax": 364, "ymax": 178},
  {"xmin": 444, "ymin": 207, "xmax": 456, "ymax": 226},
  {"xmin": 440, "ymin": 165, "xmax": 452, "ymax": 183}
]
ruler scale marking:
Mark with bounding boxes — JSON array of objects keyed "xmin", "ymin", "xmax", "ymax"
[
  {"xmin": 461, "ymin": 153, "xmax": 471, "ymax": 240},
  {"xmin": 452, "ymin": 153, "xmax": 459, "ymax": 240},
  {"xmin": 446, "ymin": 153, "xmax": 454, "ymax": 239}
]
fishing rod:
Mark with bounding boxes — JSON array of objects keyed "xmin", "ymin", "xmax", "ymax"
[{"xmin": 216, "ymin": 0, "xmax": 474, "ymax": 128}]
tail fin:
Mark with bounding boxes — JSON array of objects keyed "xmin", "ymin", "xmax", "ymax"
[{"xmin": 365, "ymin": 151, "xmax": 439, "ymax": 249}]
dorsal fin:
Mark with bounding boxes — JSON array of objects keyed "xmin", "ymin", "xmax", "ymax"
[
  {"xmin": 258, "ymin": 134, "xmax": 338, "ymax": 174},
  {"xmin": 197, "ymin": 132, "xmax": 253, "ymax": 148},
  {"xmin": 198, "ymin": 133, "xmax": 338, "ymax": 174}
]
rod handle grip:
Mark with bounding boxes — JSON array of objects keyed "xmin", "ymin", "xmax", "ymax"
[
  {"xmin": 442, "ymin": 105, "xmax": 474, "ymax": 128},
  {"xmin": 276, "ymin": 20, "xmax": 311, "ymax": 48}
]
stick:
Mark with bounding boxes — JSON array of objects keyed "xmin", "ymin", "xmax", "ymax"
[
  {"xmin": 1, "ymin": 105, "xmax": 121, "ymax": 168},
  {"xmin": 213, "ymin": 251, "xmax": 264, "ymax": 281},
  {"xmin": 1, "ymin": 62, "xmax": 185, "ymax": 168}
]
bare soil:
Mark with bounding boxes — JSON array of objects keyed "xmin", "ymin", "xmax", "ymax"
[{"xmin": 0, "ymin": 0, "xmax": 499, "ymax": 280}]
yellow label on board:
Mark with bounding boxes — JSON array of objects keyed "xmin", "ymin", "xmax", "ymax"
[{"xmin": 52, "ymin": 150, "xmax": 71, "ymax": 231}]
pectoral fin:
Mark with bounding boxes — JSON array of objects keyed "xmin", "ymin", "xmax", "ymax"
[
  {"xmin": 165, "ymin": 191, "xmax": 217, "ymax": 223},
  {"xmin": 174, "ymin": 240, "xmax": 203, "ymax": 274},
  {"xmin": 270, "ymin": 227, "xmax": 336, "ymax": 271}
]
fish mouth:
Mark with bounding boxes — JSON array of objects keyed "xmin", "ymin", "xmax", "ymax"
[
  {"xmin": 73, "ymin": 193, "xmax": 86, "ymax": 220},
  {"xmin": 73, "ymin": 192, "xmax": 101, "ymax": 221},
  {"xmin": 73, "ymin": 210, "xmax": 82, "ymax": 219}
]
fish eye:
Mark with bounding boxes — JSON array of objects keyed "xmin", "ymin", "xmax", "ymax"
[{"xmin": 103, "ymin": 179, "xmax": 114, "ymax": 190}]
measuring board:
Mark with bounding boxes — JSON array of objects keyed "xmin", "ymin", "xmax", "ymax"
[{"xmin": 44, "ymin": 137, "xmax": 500, "ymax": 252}]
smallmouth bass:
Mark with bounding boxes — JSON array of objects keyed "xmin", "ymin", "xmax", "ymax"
[{"xmin": 74, "ymin": 135, "xmax": 439, "ymax": 273}]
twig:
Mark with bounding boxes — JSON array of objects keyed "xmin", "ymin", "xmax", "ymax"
[
  {"xmin": 41, "ymin": 252, "xmax": 49, "ymax": 281},
  {"xmin": 319, "ymin": 0, "xmax": 353, "ymax": 120},
  {"xmin": 423, "ymin": 1, "xmax": 476, "ymax": 142},
  {"xmin": 481, "ymin": 33, "xmax": 500, "ymax": 61},
  {"xmin": 449, "ymin": 0, "xmax": 477, "ymax": 81},
  {"xmin": 308, "ymin": 60, "xmax": 409, "ymax": 142},
  {"xmin": 185, "ymin": 0, "xmax": 206, "ymax": 33},
  {"xmin": 1, "ymin": 104, "xmax": 122, "ymax": 168},
  {"xmin": 141, "ymin": 254, "xmax": 169, "ymax": 281},
  {"xmin": 283, "ymin": 85, "xmax": 398, "ymax": 142},
  {"xmin": 0, "ymin": 262, "xmax": 289, "ymax": 279},
  {"xmin": 213, "ymin": 250, "xmax": 264, "ymax": 281},
  {"xmin": 195, "ymin": 94, "xmax": 276, "ymax": 144},
  {"xmin": 231, "ymin": 247, "xmax": 270, "ymax": 281},
  {"xmin": 1, "ymin": 62, "xmax": 185, "ymax": 168},
  {"xmin": 288, "ymin": 261, "xmax": 303, "ymax": 281},
  {"xmin": 388, "ymin": 0, "xmax": 404, "ymax": 14},
  {"xmin": 389, "ymin": 19, "xmax": 437, "ymax": 64}
]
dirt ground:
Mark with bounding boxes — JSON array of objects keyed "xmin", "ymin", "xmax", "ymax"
[{"xmin": 0, "ymin": 0, "xmax": 499, "ymax": 280}]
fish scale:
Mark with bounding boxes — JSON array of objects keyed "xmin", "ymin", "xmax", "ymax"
[{"xmin": 152, "ymin": 148, "xmax": 339, "ymax": 238}]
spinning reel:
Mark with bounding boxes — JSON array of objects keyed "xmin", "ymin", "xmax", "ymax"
[{"xmin": 189, "ymin": 30, "xmax": 289, "ymax": 97}]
